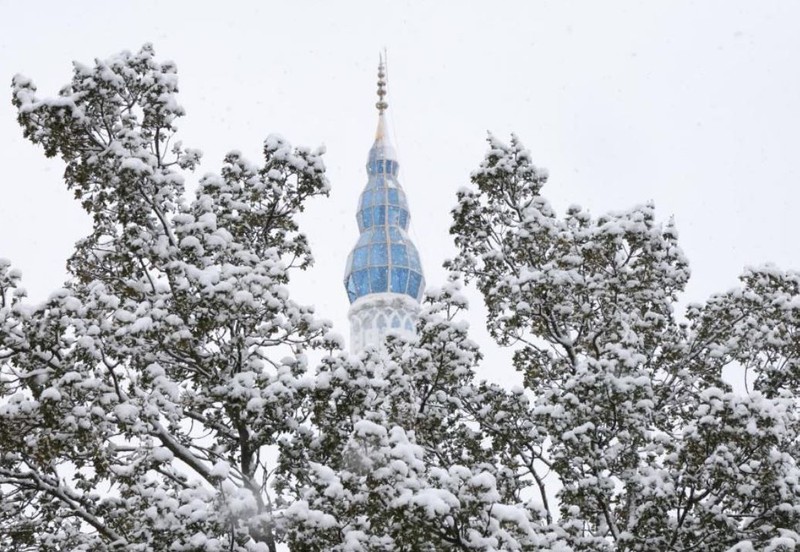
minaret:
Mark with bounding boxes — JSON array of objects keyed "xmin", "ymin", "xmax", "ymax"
[{"xmin": 343, "ymin": 57, "xmax": 425, "ymax": 352}]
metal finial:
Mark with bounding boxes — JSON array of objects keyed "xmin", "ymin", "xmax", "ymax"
[{"xmin": 376, "ymin": 53, "xmax": 388, "ymax": 114}]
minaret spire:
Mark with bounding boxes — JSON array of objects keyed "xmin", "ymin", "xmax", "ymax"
[{"xmin": 343, "ymin": 55, "xmax": 425, "ymax": 352}]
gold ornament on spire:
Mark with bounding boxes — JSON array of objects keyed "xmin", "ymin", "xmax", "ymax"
[{"xmin": 376, "ymin": 53, "xmax": 388, "ymax": 114}]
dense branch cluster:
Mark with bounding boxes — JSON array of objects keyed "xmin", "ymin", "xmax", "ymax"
[{"xmin": 1, "ymin": 46, "xmax": 798, "ymax": 551}]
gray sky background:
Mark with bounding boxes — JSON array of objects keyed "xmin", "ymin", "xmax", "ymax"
[{"xmin": 1, "ymin": 1, "xmax": 797, "ymax": 385}]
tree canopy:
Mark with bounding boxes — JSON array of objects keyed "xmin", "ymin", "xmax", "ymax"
[{"xmin": 1, "ymin": 45, "xmax": 798, "ymax": 551}]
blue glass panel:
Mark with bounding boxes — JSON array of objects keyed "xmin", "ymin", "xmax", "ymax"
[
  {"xmin": 369, "ymin": 243, "xmax": 387, "ymax": 265},
  {"xmin": 369, "ymin": 267, "xmax": 388, "ymax": 293},
  {"xmin": 388, "ymin": 189, "xmax": 399, "ymax": 206},
  {"xmin": 360, "ymin": 190, "xmax": 372, "ymax": 208},
  {"xmin": 372, "ymin": 206, "xmax": 386, "ymax": 226},
  {"xmin": 399, "ymin": 210, "xmax": 409, "ymax": 229},
  {"xmin": 354, "ymin": 270, "xmax": 370, "ymax": 296},
  {"xmin": 391, "ymin": 268, "xmax": 409, "ymax": 294},
  {"xmin": 377, "ymin": 160, "xmax": 384, "ymax": 173},
  {"xmin": 389, "ymin": 227, "xmax": 402, "ymax": 241},
  {"xmin": 408, "ymin": 272, "xmax": 422, "ymax": 299},
  {"xmin": 391, "ymin": 316, "xmax": 401, "ymax": 328},
  {"xmin": 408, "ymin": 247, "xmax": 420, "ymax": 268},
  {"xmin": 353, "ymin": 247, "xmax": 368, "ymax": 268},
  {"xmin": 385, "ymin": 160, "xmax": 393, "ymax": 174},
  {"xmin": 391, "ymin": 244, "xmax": 408, "ymax": 266},
  {"xmin": 356, "ymin": 232, "xmax": 371, "ymax": 247},
  {"xmin": 361, "ymin": 208, "xmax": 373, "ymax": 229},
  {"xmin": 346, "ymin": 276, "xmax": 357, "ymax": 303},
  {"xmin": 387, "ymin": 206, "xmax": 401, "ymax": 226}
]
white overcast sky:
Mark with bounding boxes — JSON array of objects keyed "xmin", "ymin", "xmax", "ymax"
[{"xmin": 1, "ymin": 1, "xmax": 798, "ymax": 385}]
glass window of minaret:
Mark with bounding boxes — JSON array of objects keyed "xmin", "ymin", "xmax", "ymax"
[{"xmin": 343, "ymin": 58, "xmax": 425, "ymax": 352}]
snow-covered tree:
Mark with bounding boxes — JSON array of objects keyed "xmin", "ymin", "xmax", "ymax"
[
  {"xmin": 448, "ymin": 134, "xmax": 800, "ymax": 551},
  {"xmin": 1, "ymin": 45, "xmax": 333, "ymax": 551},
  {"xmin": 278, "ymin": 283, "xmax": 561, "ymax": 550}
]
